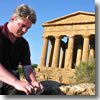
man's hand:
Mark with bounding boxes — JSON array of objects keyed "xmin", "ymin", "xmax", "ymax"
[
  {"xmin": 31, "ymin": 81, "xmax": 44, "ymax": 94},
  {"xmin": 14, "ymin": 80, "xmax": 34, "ymax": 95},
  {"xmin": 23, "ymin": 65, "xmax": 44, "ymax": 94},
  {"xmin": 0, "ymin": 64, "xmax": 34, "ymax": 95}
]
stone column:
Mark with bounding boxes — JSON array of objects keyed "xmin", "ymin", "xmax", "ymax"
[
  {"xmin": 59, "ymin": 47, "xmax": 65, "ymax": 68},
  {"xmin": 89, "ymin": 44, "xmax": 95, "ymax": 63},
  {"xmin": 89, "ymin": 36, "xmax": 95, "ymax": 61},
  {"xmin": 52, "ymin": 36, "xmax": 61, "ymax": 68},
  {"xmin": 47, "ymin": 40, "xmax": 55, "ymax": 67},
  {"xmin": 82, "ymin": 36, "xmax": 89, "ymax": 62},
  {"xmin": 64, "ymin": 36, "xmax": 74, "ymax": 69},
  {"xmin": 89, "ymin": 44, "xmax": 95, "ymax": 58},
  {"xmin": 76, "ymin": 44, "xmax": 82, "ymax": 66},
  {"xmin": 64, "ymin": 47, "xmax": 68, "ymax": 68},
  {"xmin": 40, "ymin": 37, "xmax": 48, "ymax": 67}
]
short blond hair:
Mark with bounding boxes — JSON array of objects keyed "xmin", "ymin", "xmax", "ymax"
[{"xmin": 12, "ymin": 4, "xmax": 37, "ymax": 24}]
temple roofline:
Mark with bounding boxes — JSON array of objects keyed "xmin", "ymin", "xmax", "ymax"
[{"xmin": 42, "ymin": 11, "xmax": 95, "ymax": 26}]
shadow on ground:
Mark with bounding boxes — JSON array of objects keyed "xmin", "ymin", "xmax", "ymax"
[{"xmin": 40, "ymin": 80, "xmax": 67, "ymax": 95}]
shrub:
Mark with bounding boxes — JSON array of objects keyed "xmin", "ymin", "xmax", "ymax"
[
  {"xmin": 32, "ymin": 64, "xmax": 38, "ymax": 68},
  {"xmin": 17, "ymin": 67, "xmax": 24, "ymax": 75},
  {"xmin": 71, "ymin": 57, "xmax": 95, "ymax": 84}
]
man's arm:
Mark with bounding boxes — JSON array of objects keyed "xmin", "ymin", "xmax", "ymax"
[
  {"xmin": 0, "ymin": 64, "xmax": 34, "ymax": 95},
  {"xmin": 0, "ymin": 63, "xmax": 18, "ymax": 86},
  {"xmin": 23, "ymin": 65, "xmax": 44, "ymax": 92},
  {"xmin": 23, "ymin": 65, "xmax": 37, "ymax": 82}
]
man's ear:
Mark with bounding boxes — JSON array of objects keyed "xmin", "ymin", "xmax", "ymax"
[{"xmin": 10, "ymin": 17, "xmax": 15, "ymax": 22}]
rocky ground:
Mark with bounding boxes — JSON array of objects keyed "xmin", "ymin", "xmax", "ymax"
[
  {"xmin": 40, "ymin": 81, "xmax": 95, "ymax": 95},
  {"xmin": 35, "ymin": 67, "xmax": 76, "ymax": 84},
  {"xmin": 20, "ymin": 67, "xmax": 95, "ymax": 95}
]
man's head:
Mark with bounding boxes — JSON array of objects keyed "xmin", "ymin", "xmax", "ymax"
[
  {"xmin": 8, "ymin": 4, "xmax": 37, "ymax": 38},
  {"xmin": 12, "ymin": 4, "xmax": 36, "ymax": 24}
]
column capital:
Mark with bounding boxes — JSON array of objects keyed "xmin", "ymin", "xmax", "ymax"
[
  {"xmin": 42, "ymin": 35, "xmax": 48, "ymax": 39},
  {"xmin": 67, "ymin": 35, "xmax": 75, "ymax": 38},
  {"xmin": 54, "ymin": 36, "xmax": 61, "ymax": 39},
  {"xmin": 83, "ymin": 35, "xmax": 90, "ymax": 38}
]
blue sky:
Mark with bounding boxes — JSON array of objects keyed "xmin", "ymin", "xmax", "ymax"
[{"xmin": 0, "ymin": 0, "xmax": 95, "ymax": 65}]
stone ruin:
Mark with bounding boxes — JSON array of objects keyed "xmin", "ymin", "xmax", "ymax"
[
  {"xmin": 39, "ymin": 11, "xmax": 95, "ymax": 69},
  {"xmin": 35, "ymin": 12, "xmax": 95, "ymax": 95}
]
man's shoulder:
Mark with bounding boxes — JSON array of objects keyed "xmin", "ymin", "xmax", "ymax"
[
  {"xmin": 18, "ymin": 37, "xmax": 30, "ymax": 50},
  {"xmin": 19, "ymin": 37, "xmax": 29, "ymax": 45},
  {"xmin": 0, "ymin": 25, "xmax": 4, "ymax": 37},
  {"xmin": 0, "ymin": 25, "xmax": 3, "ymax": 33},
  {"xmin": 0, "ymin": 22, "xmax": 8, "ymax": 35},
  {"xmin": 0, "ymin": 22, "xmax": 8, "ymax": 30}
]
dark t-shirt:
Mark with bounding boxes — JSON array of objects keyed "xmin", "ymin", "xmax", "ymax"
[{"xmin": 0, "ymin": 22, "xmax": 31, "ymax": 70}]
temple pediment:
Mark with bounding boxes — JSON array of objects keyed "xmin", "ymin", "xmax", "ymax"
[{"xmin": 42, "ymin": 11, "xmax": 95, "ymax": 26}]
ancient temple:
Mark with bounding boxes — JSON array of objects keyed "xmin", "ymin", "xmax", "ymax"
[{"xmin": 39, "ymin": 11, "xmax": 95, "ymax": 69}]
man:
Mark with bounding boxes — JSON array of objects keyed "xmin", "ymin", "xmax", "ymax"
[{"xmin": 0, "ymin": 4, "xmax": 43, "ymax": 95}]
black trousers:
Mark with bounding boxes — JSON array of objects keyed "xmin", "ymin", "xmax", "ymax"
[{"xmin": 0, "ymin": 70, "xmax": 25, "ymax": 95}]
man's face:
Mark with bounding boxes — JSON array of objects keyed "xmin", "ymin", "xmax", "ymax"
[{"xmin": 11, "ymin": 17, "xmax": 32, "ymax": 37}]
